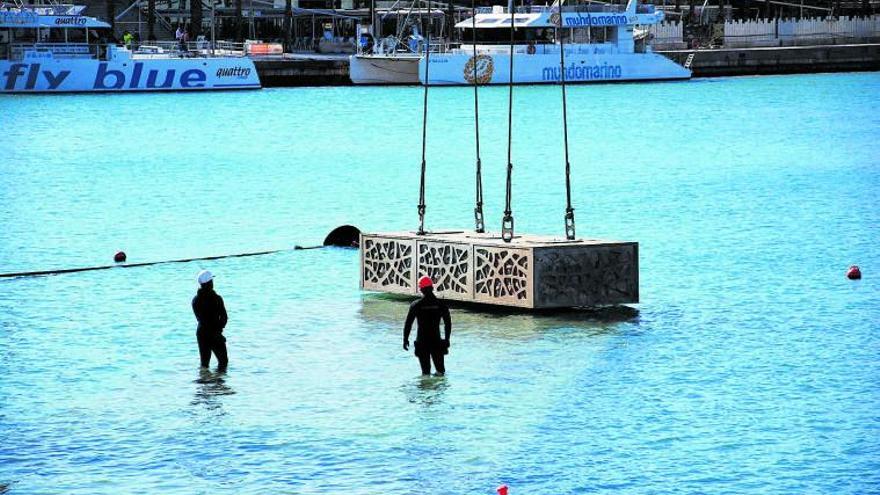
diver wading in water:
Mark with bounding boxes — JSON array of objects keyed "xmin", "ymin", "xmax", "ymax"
[
  {"xmin": 403, "ymin": 276, "xmax": 452, "ymax": 376},
  {"xmin": 192, "ymin": 270, "xmax": 228, "ymax": 371}
]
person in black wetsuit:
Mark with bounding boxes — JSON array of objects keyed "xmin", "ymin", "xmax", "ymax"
[
  {"xmin": 403, "ymin": 276, "xmax": 452, "ymax": 376},
  {"xmin": 192, "ymin": 270, "xmax": 228, "ymax": 371}
]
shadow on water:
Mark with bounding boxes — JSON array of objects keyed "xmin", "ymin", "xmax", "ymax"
[
  {"xmin": 191, "ymin": 369, "xmax": 236, "ymax": 413},
  {"xmin": 401, "ymin": 374, "xmax": 449, "ymax": 408},
  {"xmin": 359, "ymin": 294, "xmax": 640, "ymax": 340}
]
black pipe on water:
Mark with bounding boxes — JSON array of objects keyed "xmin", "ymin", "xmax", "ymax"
[{"xmin": 1, "ymin": 225, "xmax": 360, "ymax": 280}]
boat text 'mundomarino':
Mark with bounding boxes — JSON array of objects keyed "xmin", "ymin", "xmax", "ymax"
[{"xmin": 542, "ymin": 63, "xmax": 623, "ymax": 81}]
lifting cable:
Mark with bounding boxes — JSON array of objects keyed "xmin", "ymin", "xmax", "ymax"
[
  {"xmin": 417, "ymin": 0, "xmax": 432, "ymax": 235},
  {"xmin": 557, "ymin": 1, "xmax": 576, "ymax": 240},
  {"xmin": 501, "ymin": 0, "xmax": 516, "ymax": 243},
  {"xmin": 471, "ymin": 0, "xmax": 485, "ymax": 233}
]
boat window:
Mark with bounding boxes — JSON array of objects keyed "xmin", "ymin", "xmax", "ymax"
[
  {"xmin": 464, "ymin": 27, "xmax": 545, "ymax": 43},
  {"xmin": 0, "ymin": 29, "xmax": 7, "ymax": 59},
  {"xmin": 589, "ymin": 26, "xmax": 613, "ymax": 43},
  {"xmin": 67, "ymin": 29, "xmax": 86, "ymax": 43},
  {"xmin": 47, "ymin": 28, "xmax": 66, "ymax": 42},
  {"xmin": 477, "ymin": 18, "xmax": 499, "ymax": 24},
  {"xmin": 90, "ymin": 27, "xmax": 112, "ymax": 42},
  {"xmin": 11, "ymin": 28, "xmax": 36, "ymax": 42}
]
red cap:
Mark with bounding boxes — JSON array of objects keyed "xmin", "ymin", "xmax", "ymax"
[{"xmin": 418, "ymin": 276, "xmax": 433, "ymax": 289}]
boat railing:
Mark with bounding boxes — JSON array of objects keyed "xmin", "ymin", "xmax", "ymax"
[
  {"xmin": 130, "ymin": 41, "xmax": 184, "ymax": 58},
  {"xmin": 215, "ymin": 40, "xmax": 247, "ymax": 56},
  {"xmin": 474, "ymin": 5, "xmax": 549, "ymax": 14},
  {"xmin": 9, "ymin": 42, "xmax": 96, "ymax": 61},
  {"xmin": 480, "ymin": 44, "xmax": 557, "ymax": 56},
  {"xmin": 564, "ymin": 4, "xmax": 626, "ymax": 13},
  {"xmin": 0, "ymin": 3, "xmax": 82, "ymax": 15},
  {"xmin": 427, "ymin": 41, "xmax": 449, "ymax": 54},
  {"xmin": 357, "ymin": 36, "xmax": 449, "ymax": 56},
  {"xmin": 450, "ymin": 41, "xmax": 616, "ymax": 57},
  {"xmin": 129, "ymin": 40, "xmax": 247, "ymax": 58}
]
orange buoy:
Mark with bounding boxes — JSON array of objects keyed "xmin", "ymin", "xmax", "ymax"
[
  {"xmin": 847, "ymin": 265, "xmax": 861, "ymax": 280},
  {"xmin": 114, "ymin": 251, "xmax": 127, "ymax": 263}
]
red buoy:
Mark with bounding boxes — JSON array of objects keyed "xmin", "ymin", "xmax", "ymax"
[
  {"xmin": 847, "ymin": 265, "xmax": 861, "ymax": 280},
  {"xmin": 497, "ymin": 485, "xmax": 509, "ymax": 495},
  {"xmin": 114, "ymin": 251, "xmax": 127, "ymax": 263}
]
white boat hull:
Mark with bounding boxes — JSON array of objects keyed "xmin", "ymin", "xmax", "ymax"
[
  {"xmin": 349, "ymin": 54, "xmax": 421, "ymax": 85},
  {"xmin": 0, "ymin": 56, "xmax": 260, "ymax": 93},
  {"xmin": 421, "ymin": 51, "xmax": 691, "ymax": 85}
]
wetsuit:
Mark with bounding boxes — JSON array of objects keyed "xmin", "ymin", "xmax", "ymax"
[
  {"xmin": 403, "ymin": 291, "xmax": 452, "ymax": 375},
  {"xmin": 192, "ymin": 287, "xmax": 228, "ymax": 370}
]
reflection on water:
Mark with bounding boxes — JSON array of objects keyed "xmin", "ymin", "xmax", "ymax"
[
  {"xmin": 359, "ymin": 294, "xmax": 639, "ymax": 340},
  {"xmin": 402, "ymin": 374, "xmax": 449, "ymax": 408},
  {"xmin": 191, "ymin": 369, "xmax": 236, "ymax": 414}
]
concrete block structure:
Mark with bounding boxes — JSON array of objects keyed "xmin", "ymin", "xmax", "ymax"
[{"xmin": 360, "ymin": 231, "xmax": 639, "ymax": 309}]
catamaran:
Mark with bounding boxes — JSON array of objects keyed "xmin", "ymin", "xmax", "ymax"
[
  {"xmin": 0, "ymin": 3, "xmax": 260, "ymax": 93},
  {"xmin": 423, "ymin": 0, "xmax": 690, "ymax": 85}
]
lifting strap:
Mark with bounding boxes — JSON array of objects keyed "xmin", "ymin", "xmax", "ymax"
[
  {"xmin": 557, "ymin": 4, "xmax": 576, "ymax": 240},
  {"xmin": 471, "ymin": 0, "xmax": 485, "ymax": 233},
  {"xmin": 417, "ymin": 3, "xmax": 432, "ymax": 235},
  {"xmin": 501, "ymin": 2, "xmax": 515, "ymax": 243}
]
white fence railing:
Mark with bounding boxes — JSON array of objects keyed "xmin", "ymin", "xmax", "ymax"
[
  {"xmin": 647, "ymin": 16, "xmax": 879, "ymax": 49},
  {"xmin": 724, "ymin": 15, "xmax": 880, "ymax": 46},
  {"xmin": 648, "ymin": 21, "xmax": 685, "ymax": 49}
]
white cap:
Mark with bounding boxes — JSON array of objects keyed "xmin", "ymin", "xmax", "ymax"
[{"xmin": 197, "ymin": 270, "xmax": 214, "ymax": 285}]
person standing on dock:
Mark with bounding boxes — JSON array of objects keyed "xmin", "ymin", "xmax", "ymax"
[
  {"xmin": 403, "ymin": 276, "xmax": 452, "ymax": 376},
  {"xmin": 192, "ymin": 270, "xmax": 228, "ymax": 371},
  {"xmin": 176, "ymin": 24, "xmax": 188, "ymax": 54}
]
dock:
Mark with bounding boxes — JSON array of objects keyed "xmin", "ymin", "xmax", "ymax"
[
  {"xmin": 254, "ymin": 53, "xmax": 351, "ymax": 87},
  {"xmin": 660, "ymin": 43, "xmax": 880, "ymax": 77}
]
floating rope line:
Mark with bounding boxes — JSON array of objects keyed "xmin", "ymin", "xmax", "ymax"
[
  {"xmin": 471, "ymin": 0, "xmax": 485, "ymax": 234},
  {"xmin": 0, "ymin": 247, "xmax": 321, "ymax": 280},
  {"xmin": 417, "ymin": 0, "xmax": 432, "ymax": 235},
  {"xmin": 557, "ymin": 1, "xmax": 576, "ymax": 240},
  {"xmin": 2, "ymin": 225, "xmax": 363, "ymax": 280},
  {"xmin": 501, "ymin": 0, "xmax": 516, "ymax": 243}
]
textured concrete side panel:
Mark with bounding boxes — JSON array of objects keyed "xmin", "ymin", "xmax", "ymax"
[
  {"xmin": 473, "ymin": 245, "xmax": 534, "ymax": 308},
  {"xmin": 416, "ymin": 240, "xmax": 473, "ymax": 301},
  {"xmin": 533, "ymin": 243, "xmax": 639, "ymax": 308},
  {"xmin": 361, "ymin": 235, "xmax": 416, "ymax": 295},
  {"xmin": 362, "ymin": 232, "xmax": 638, "ymax": 309}
]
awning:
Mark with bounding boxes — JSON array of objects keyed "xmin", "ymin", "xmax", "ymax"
[{"xmin": 454, "ymin": 13, "xmax": 545, "ymax": 29}]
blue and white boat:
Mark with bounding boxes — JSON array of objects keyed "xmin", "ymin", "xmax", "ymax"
[
  {"xmin": 0, "ymin": 3, "xmax": 260, "ymax": 93},
  {"xmin": 422, "ymin": 0, "xmax": 690, "ymax": 85}
]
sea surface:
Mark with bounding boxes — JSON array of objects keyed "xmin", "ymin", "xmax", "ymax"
[{"xmin": 1, "ymin": 72, "xmax": 879, "ymax": 495}]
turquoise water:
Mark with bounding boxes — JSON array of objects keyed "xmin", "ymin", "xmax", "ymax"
[{"xmin": 1, "ymin": 72, "xmax": 879, "ymax": 494}]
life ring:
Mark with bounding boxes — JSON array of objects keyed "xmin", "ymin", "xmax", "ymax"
[{"xmin": 527, "ymin": 44, "xmax": 536, "ymax": 55}]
